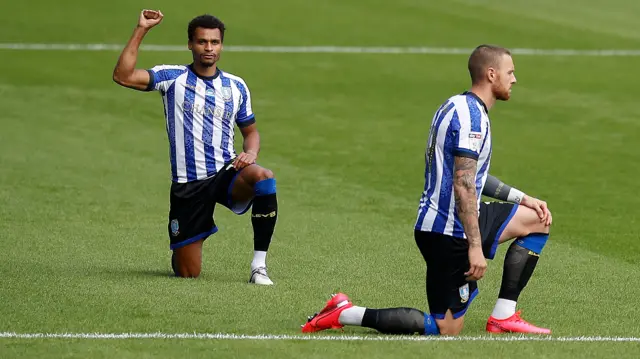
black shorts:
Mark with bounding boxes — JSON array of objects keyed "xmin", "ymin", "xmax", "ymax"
[
  {"xmin": 167, "ymin": 163, "xmax": 254, "ymax": 250},
  {"xmin": 414, "ymin": 201, "xmax": 518, "ymax": 320}
]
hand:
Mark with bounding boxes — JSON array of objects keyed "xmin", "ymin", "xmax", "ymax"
[
  {"xmin": 138, "ymin": 10, "xmax": 164, "ymax": 29},
  {"xmin": 521, "ymin": 195, "xmax": 552, "ymax": 226},
  {"xmin": 465, "ymin": 245, "xmax": 487, "ymax": 281},
  {"xmin": 232, "ymin": 151, "xmax": 257, "ymax": 170}
]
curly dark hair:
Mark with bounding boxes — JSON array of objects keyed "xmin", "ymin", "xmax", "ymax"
[{"xmin": 188, "ymin": 14, "xmax": 226, "ymax": 42}]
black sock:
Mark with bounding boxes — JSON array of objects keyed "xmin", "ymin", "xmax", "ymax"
[
  {"xmin": 499, "ymin": 242, "xmax": 540, "ymax": 301},
  {"xmin": 361, "ymin": 308, "xmax": 426, "ymax": 335},
  {"xmin": 251, "ymin": 193, "xmax": 277, "ymax": 251}
]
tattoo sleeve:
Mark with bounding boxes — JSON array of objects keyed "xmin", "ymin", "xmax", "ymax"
[{"xmin": 454, "ymin": 156, "xmax": 482, "ymax": 248}]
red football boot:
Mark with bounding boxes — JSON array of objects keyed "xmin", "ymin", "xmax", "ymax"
[
  {"xmin": 301, "ymin": 293, "xmax": 353, "ymax": 333},
  {"xmin": 486, "ymin": 311, "xmax": 551, "ymax": 334}
]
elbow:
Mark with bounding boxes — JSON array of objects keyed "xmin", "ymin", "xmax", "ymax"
[
  {"xmin": 112, "ymin": 71, "xmax": 122, "ymax": 85},
  {"xmin": 453, "ymin": 184, "xmax": 463, "ymax": 201},
  {"xmin": 112, "ymin": 74, "xmax": 126, "ymax": 86},
  {"xmin": 454, "ymin": 182, "xmax": 475, "ymax": 201},
  {"xmin": 112, "ymin": 69, "xmax": 128, "ymax": 86},
  {"xmin": 453, "ymin": 182, "xmax": 468, "ymax": 194}
]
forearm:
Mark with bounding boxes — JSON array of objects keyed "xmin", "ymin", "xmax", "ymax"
[
  {"xmin": 455, "ymin": 177, "xmax": 482, "ymax": 248},
  {"xmin": 242, "ymin": 131, "xmax": 260, "ymax": 155},
  {"xmin": 113, "ymin": 27, "xmax": 148, "ymax": 81},
  {"xmin": 483, "ymin": 174, "xmax": 524, "ymax": 204}
]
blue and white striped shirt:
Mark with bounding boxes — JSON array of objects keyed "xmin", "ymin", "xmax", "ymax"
[
  {"xmin": 146, "ymin": 64, "xmax": 255, "ymax": 183},
  {"xmin": 414, "ymin": 92, "xmax": 492, "ymax": 238}
]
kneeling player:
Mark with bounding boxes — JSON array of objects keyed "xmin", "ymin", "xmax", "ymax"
[
  {"xmin": 112, "ymin": 11, "xmax": 278, "ymax": 283},
  {"xmin": 301, "ymin": 179, "xmax": 552, "ymax": 335},
  {"xmin": 302, "ymin": 45, "xmax": 553, "ymax": 335}
]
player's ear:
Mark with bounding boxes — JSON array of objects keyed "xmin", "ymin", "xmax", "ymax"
[
  {"xmin": 487, "ymin": 67, "xmax": 496, "ymax": 83},
  {"xmin": 188, "ymin": 41, "xmax": 193, "ymax": 51}
]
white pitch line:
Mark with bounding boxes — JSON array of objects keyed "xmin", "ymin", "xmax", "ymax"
[
  {"xmin": 0, "ymin": 332, "xmax": 639, "ymax": 342},
  {"xmin": 1, "ymin": 43, "xmax": 640, "ymax": 56}
]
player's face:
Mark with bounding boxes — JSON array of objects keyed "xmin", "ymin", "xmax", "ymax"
[
  {"xmin": 492, "ymin": 54, "xmax": 517, "ymax": 101},
  {"xmin": 188, "ymin": 28, "xmax": 223, "ymax": 67}
]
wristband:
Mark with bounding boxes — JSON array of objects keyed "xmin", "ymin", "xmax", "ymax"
[{"xmin": 507, "ymin": 188, "xmax": 525, "ymax": 204}]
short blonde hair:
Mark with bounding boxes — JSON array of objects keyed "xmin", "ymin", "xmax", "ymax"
[{"xmin": 468, "ymin": 45, "xmax": 512, "ymax": 84}]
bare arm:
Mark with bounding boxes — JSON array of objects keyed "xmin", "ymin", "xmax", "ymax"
[
  {"xmin": 112, "ymin": 10, "xmax": 163, "ymax": 90},
  {"xmin": 241, "ymin": 123, "xmax": 260, "ymax": 156},
  {"xmin": 454, "ymin": 156, "xmax": 487, "ymax": 280},
  {"xmin": 233, "ymin": 124, "xmax": 261, "ymax": 169}
]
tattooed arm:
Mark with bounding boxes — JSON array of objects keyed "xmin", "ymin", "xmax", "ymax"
[{"xmin": 453, "ymin": 156, "xmax": 487, "ymax": 281}]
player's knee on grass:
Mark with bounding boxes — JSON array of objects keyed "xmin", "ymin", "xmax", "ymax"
[
  {"xmin": 437, "ymin": 322, "xmax": 463, "ymax": 335},
  {"xmin": 436, "ymin": 311, "xmax": 464, "ymax": 336},
  {"xmin": 174, "ymin": 262, "xmax": 201, "ymax": 278},
  {"xmin": 172, "ymin": 255, "xmax": 201, "ymax": 278},
  {"xmin": 171, "ymin": 242, "xmax": 203, "ymax": 278},
  {"xmin": 173, "ymin": 264, "xmax": 201, "ymax": 278}
]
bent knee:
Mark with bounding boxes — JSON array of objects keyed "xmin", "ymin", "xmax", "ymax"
[
  {"xmin": 525, "ymin": 222, "xmax": 550, "ymax": 237},
  {"xmin": 256, "ymin": 168, "xmax": 274, "ymax": 181},
  {"xmin": 520, "ymin": 223, "xmax": 550, "ymax": 238},
  {"xmin": 515, "ymin": 206, "xmax": 550, "ymax": 237}
]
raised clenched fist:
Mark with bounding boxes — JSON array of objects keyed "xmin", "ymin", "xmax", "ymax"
[{"xmin": 138, "ymin": 9, "xmax": 164, "ymax": 29}]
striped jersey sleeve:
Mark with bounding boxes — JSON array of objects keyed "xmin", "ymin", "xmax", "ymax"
[
  {"xmin": 145, "ymin": 65, "xmax": 188, "ymax": 92},
  {"xmin": 451, "ymin": 95, "xmax": 484, "ymax": 160},
  {"xmin": 223, "ymin": 73, "xmax": 255, "ymax": 128}
]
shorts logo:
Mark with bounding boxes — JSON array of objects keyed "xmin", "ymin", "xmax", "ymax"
[
  {"xmin": 170, "ymin": 219, "xmax": 180, "ymax": 237},
  {"xmin": 221, "ymin": 87, "xmax": 232, "ymax": 101},
  {"xmin": 459, "ymin": 283, "xmax": 470, "ymax": 303}
]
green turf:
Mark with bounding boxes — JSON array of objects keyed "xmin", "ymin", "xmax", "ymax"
[
  {"xmin": 1, "ymin": 339, "xmax": 638, "ymax": 359},
  {"xmin": 1, "ymin": 0, "xmax": 640, "ymax": 358}
]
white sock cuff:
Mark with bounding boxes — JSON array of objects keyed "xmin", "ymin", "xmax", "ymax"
[
  {"xmin": 338, "ymin": 306, "xmax": 366, "ymax": 326},
  {"xmin": 251, "ymin": 251, "xmax": 267, "ymax": 269},
  {"xmin": 491, "ymin": 299, "xmax": 517, "ymax": 320}
]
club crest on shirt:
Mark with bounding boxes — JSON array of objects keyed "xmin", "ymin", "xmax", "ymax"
[
  {"xmin": 221, "ymin": 87, "xmax": 233, "ymax": 101},
  {"xmin": 459, "ymin": 283, "xmax": 470, "ymax": 303}
]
